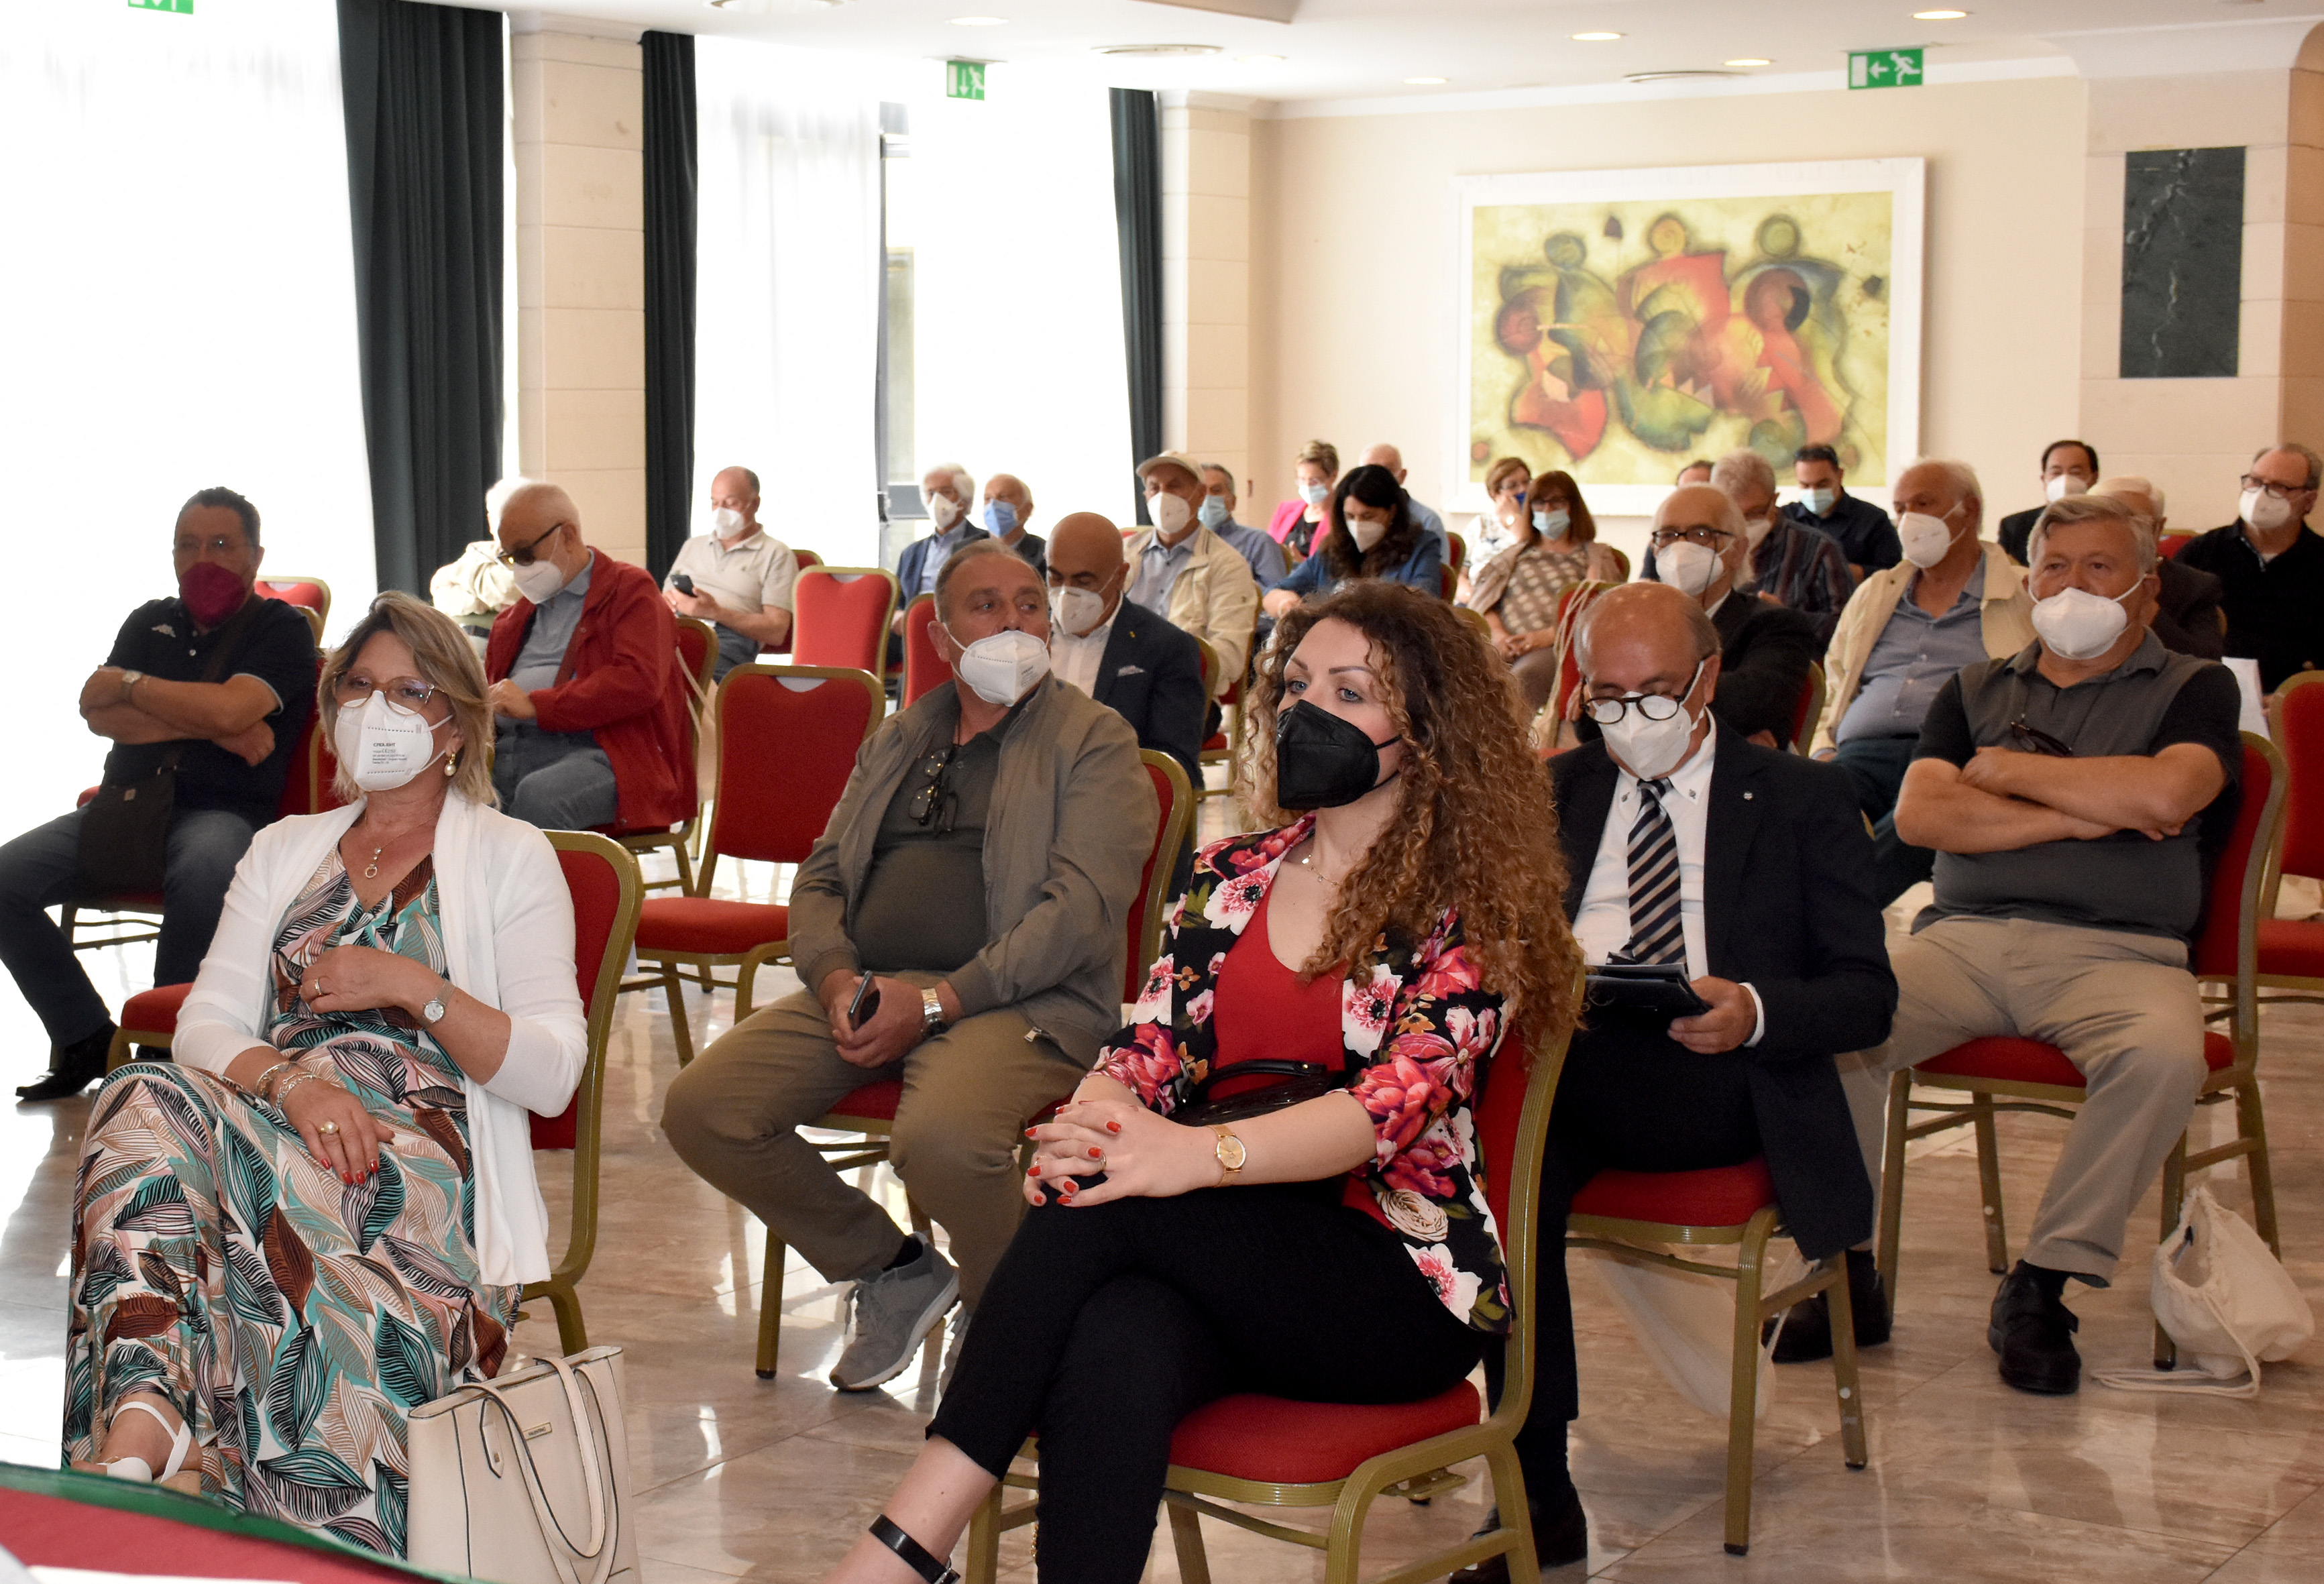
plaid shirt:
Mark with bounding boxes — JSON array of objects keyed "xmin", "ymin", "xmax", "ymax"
[{"xmin": 1745, "ymin": 517, "xmax": 1856, "ymax": 646}]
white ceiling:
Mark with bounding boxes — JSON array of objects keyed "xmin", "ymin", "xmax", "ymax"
[{"xmin": 486, "ymin": 0, "xmax": 2324, "ymax": 106}]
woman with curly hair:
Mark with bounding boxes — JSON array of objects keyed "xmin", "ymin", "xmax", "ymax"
[{"xmin": 817, "ymin": 582, "xmax": 1579, "ymax": 1584}]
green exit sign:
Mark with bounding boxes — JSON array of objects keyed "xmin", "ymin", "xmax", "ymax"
[
  {"xmin": 1849, "ymin": 48, "xmax": 1923, "ymax": 89},
  {"xmin": 129, "ymin": 0, "xmax": 194, "ymax": 12},
  {"xmin": 946, "ymin": 60, "xmax": 986, "ymax": 100}
]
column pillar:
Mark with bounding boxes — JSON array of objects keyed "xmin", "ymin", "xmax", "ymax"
[
  {"xmin": 1159, "ymin": 91, "xmax": 1253, "ymax": 494},
  {"xmin": 512, "ymin": 20, "xmax": 647, "ymax": 564}
]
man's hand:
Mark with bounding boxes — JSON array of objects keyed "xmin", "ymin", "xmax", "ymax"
[
  {"xmin": 487, "ymin": 679, "xmax": 538, "ymax": 721},
  {"xmin": 667, "ymin": 587, "xmax": 720, "ymax": 622},
  {"xmin": 80, "ymin": 667, "xmax": 129, "ymax": 716},
  {"xmin": 218, "ymin": 720, "xmax": 275, "ymax": 767},
  {"xmin": 1669, "ymin": 976, "xmax": 1757, "ymax": 1055},
  {"xmin": 1956, "ymin": 744, "xmax": 2030, "ymax": 800},
  {"xmin": 834, "ymin": 973, "xmax": 926, "ymax": 1069}
]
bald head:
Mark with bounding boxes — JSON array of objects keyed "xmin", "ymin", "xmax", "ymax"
[
  {"xmin": 1043, "ymin": 512, "xmax": 1127, "ymax": 632},
  {"xmin": 496, "ymin": 481, "xmax": 589, "ymax": 579},
  {"xmin": 1574, "ymin": 583, "xmax": 1722, "ymax": 775},
  {"xmin": 2093, "ymin": 475, "xmax": 2164, "ymax": 529},
  {"xmin": 1360, "ymin": 443, "xmax": 1406, "ymax": 483}
]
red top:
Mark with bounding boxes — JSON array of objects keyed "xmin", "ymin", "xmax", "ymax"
[{"xmin": 1210, "ymin": 891, "xmax": 1386, "ymax": 1227}]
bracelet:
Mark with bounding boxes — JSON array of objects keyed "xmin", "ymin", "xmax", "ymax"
[
  {"xmin": 272, "ymin": 1070, "xmax": 339, "ymax": 1109},
  {"xmin": 254, "ymin": 1059, "xmax": 300, "ymax": 1104}
]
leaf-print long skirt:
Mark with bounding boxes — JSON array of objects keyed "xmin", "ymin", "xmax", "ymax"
[{"xmin": 64, "ymin": 1060, "xmax": 517, "ymax": 1557}]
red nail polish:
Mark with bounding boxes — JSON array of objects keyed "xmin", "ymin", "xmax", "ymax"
[
  {"xmin": 1028, "ymin": 1164, "xmax": 1041, "ymax": 1177},
  {"xmin": 1023, "ymin": 1128, "xmax": 1038, "ymax": 1138},
  {"xmin": 1106, "ymin": 1121, "xmax": 1122, "ymax": 1133},
  {"xmin": 1089, "ymin": 1147, "xmax": 1103, "ymax": 1158}
]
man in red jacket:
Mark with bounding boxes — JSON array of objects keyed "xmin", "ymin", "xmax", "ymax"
[{"xmin": 484, "ymin": 482, "xmax": 694, "ymax": 832}]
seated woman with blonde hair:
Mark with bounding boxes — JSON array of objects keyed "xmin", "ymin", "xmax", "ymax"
[
  {"xmin": 64, "ymin": 591, "xmax": 586, "ymax": 1558},
  {"xmin": 819, "ymin": 581, "xmax": 1581, "ymax": 1584}
]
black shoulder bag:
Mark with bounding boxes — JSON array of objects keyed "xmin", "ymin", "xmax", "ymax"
[
  {"xmin": 74, "ymin": 597, "xmax": 266, "ymax": 900},
  {"xmin": 1172, "ymin": 1058, "xmax": 1353, "ymax": 1129}
]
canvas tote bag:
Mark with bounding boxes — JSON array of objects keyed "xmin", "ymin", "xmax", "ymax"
[
  {"xmin": 2093, "ymin": 1186, "xmax": 2314, "ymax": 1398},
  {"xmin": 407, "ymin": 1347, "xmax": 639, "ymax": 1584}
]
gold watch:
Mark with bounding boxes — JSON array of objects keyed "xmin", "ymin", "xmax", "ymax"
[{"xmin": 1211, "ymin": 1125, "xmax": 1246, "ymax": 1184}]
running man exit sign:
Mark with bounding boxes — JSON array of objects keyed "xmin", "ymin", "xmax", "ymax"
[
  {"xmin": 946, "ymin": 60, "xmax": 986, "ymax": 100},
  {"xmin": 1849, "ymin": 48, "xmax": 1924, "ymax": 89}
]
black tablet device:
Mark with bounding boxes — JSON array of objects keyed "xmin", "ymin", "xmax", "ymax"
[{"xmin": 1584, "ymin": 961, "xmax": 1711, "ymax": 1018}]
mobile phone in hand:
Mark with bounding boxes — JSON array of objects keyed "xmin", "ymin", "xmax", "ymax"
[
  {"xmin": 846, "ymin": 974, "xmax": 881, "ymax": 1027},
  {"xmin": 671, "ymin": 573, "xmax": 696, "ymax": 596}
]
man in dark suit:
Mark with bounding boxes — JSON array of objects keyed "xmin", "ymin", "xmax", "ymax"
[
  {"xmin": 1997, "ymin": 439, "xmax": 2100, "ymax": 565},
  {"xmin": 1044, "ymin": 512, "xmax": 1205, "ymax": 791},
  {"xmin": 1649, "ymin": 484, "xmax": 1820, "ymax": 747},
  {"xmin": 1454, "ymin": 581, "xmax": 1895, "ymax": 1581}
]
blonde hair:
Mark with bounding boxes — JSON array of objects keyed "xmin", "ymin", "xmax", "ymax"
[
  {"xmin": 1296, "ymin": 439, "xmax": 1340, "ymax": 479},
  {"xmin": 319, "ymin": 591, "xmax": 498, "ymax": 807}
]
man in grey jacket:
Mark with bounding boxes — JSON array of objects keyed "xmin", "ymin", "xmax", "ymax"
[{"xmin": 663, "ymin": 540, "xmax": 1155, "ymax": 1394}]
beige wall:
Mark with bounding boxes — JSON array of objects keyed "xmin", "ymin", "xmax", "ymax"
[
  {"xmin": 1161, "ymin": 97, "xmax": 1253, "ymax": 494},
  {"xmin": 1249, "ymin": 77, "xmax": 2091, "ymax": 544}
]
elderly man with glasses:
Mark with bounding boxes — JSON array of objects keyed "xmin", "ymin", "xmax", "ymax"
[
  {"xmin": 662, "ymin": 539, "xmax": 1152, "ymax": 1400},
  {"xmin": 1636, "ymin": 483, "xmax": 1820, "ymax": 748},
  {"xmin": 481, "ymin": 479, "xmax": 693, "ymax": 832},
  {"xmin": 1837, "ymin": 492, "xmax": 2242, "ymax": 1398},
  {"xmin": 2176, "ymin": 443, "xmax": 2324, "ymax": 693}
]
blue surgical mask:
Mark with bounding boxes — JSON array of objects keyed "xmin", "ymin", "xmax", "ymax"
[
  {"xmin": 983, "ymin": 500, "xmax": 1019, "ymax": 536},
  {"xmin": 1533, "ymin": 508, "xmax": 1571, "ymax": 541},
  {"xmin": 1300, "ymin": 482, "xmax": 1329, "ymax": 506},
  {"xmin": 1199, "ymin": 496, "xmax": 1229, "ymax": 529},
  {"xmin": 1804, "ymin": 486, "xmax": 1837, "ymax": 514}
]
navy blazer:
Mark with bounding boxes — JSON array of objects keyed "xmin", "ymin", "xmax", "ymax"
[
  {"xmin": 895, "ymin": 524, "xmax": 992, "ymax": 604},
  {"xmin": 1551, "ymin": 730, "xmax": 1896, "ymax": 1257},
  {"xmin": 1089, "ymin": 598, "xmax": 1207, "ymax": 793}
]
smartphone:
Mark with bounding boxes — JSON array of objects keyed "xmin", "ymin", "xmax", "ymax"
[
  {"xmin": 670, "ymin": 573, "xmax": 696, "ymax": 596},
  {"xmin": 846, "ymin": 974, "xmax": 881, "ymax": 1027}
]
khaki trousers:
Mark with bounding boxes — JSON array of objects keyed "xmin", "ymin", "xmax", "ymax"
[
  {"xmin": 661, "ymin": 976, "xmax": 1088, "ymax": 1307},
  {"xmin": 1840, "ymin": 915, "xmax": 2205, "ymax": 1283}
]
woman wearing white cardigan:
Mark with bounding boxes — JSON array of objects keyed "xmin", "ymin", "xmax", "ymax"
[{"xmin": 63, "ymin": 592, "xmax": 586, "ymax": 1559}]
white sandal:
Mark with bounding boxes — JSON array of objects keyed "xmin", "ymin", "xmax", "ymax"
[{"xmin": 99, "ymin": 1398, "xmax": 193, "ymax": 1486}]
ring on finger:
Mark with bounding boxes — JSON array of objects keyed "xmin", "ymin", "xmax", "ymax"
[{"xmin": 318, "ymin": 1121, "xmax": 339, "ymax": 1135}]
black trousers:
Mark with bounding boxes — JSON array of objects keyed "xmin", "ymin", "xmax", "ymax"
[
  {"xmin": 928, "ymin": 1185, "xmax": 1486, "ymax": 1584},
  {"xmin": 1493, "ymin": 1013, "xmax": 1763, "ymax": 1491}
]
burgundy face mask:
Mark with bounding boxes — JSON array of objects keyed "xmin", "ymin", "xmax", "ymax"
[{"xmin": 180, "ymin": 561, "xmax": 250, "ymax": 628}]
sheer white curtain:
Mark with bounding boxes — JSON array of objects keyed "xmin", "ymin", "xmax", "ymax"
[
  {"xmin": 694, "ymin": 40, "xmax": 886, "ymax": 569},
  {"xmin": 0, "ymin": 1, "xmax": 376, "ymax": 842},
  {"xmin": 905, "ymin": 67, "xmax": 1136, "ymax": 530}
]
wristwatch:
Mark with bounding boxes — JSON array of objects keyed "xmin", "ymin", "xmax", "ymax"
[
  {"xmin": 921, "ymin": 987, "xmax": 947, "ymax": 1037},
  {"xmin": 421, "ymin": 979, "xmax": 451, "ymax": 1025},
  {"xmin": 117, "ymin": 669, "xmax": 145, "ymax": 703},
  {"xmin": 1211, "ymin": 1125, "xmax": 1247, "ymax": 1184}
]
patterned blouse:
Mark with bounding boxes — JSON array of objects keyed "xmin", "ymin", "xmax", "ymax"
[
  {"xmin": 1464, "ymin": 541, "xmax": 1596, "ymax": 636},
  {"xmin": 1096, "ymin": 818, "xmax": 1514, "ymax": 1333}
]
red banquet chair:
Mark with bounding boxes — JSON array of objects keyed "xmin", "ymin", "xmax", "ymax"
[
  {"xmin": 2158, "ymin": 532, "xmax": 2197, "ymax": 560},
  {"xmin": 1790, "ymin": 662, "xmax": 1827, "ymax": 756},
  {"xmin": 604, "ymin": 615, "xmax": 716, "ymax": 896},
  {"xmin": 1874, "ymin": 732, "xmax": 2290, "ymax": 1369},
  {"xmin": 2260, "ymin": 671, "xmax": 2324, "ymax": 1008},
  {"xmin": 626, "ymin": 664, "xmax": 885, "ymax": 1067},
  {"xmin": 899, "ymin": 593, "xmax": 952, "ymax": 706},
  {"xmin": 961, "ymin": 1019, "xmax": 1573, "ymax": 1584},
  {"xmin": 753, "ymin": 752, "xmax": 1188, "ymax": 1381},
  {"xmin": 257, "ymin": 576, "xmax": 332, "ymax": 643},
  {"xmin": 763, "ymin": 548, "xmax": 824, "ymax": 656},
  {"xmin": 791, "ymin": 565, "xmax": 898, "ymax": 675},
  {"xmin": 1446, "ymin": 528, "xmax": 1468, "ymax": 576},
  {"xmin": 1191, "ymin": 636, "xmax": 1245, "ymax": 809}
]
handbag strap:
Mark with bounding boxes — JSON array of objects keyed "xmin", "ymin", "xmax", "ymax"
[
  {"xmin": 1181, "ymin": 1058, "xmax": 1337, "ymax": 1105},
  {"xmin": 467, "ymin": 1356, "xmax": 617, "ymax": 1584}
]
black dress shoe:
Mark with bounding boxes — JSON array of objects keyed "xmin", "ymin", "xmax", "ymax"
[
  {"xmin": 1771, "ymin": 1247, "xmax": 1892, "ymax": 1364},
  {"xmin": 1448, "ymin": 1484, "xmax": 1589, "ymax": 1581},
  {"xmin": 15, "ymin": 1022, "xmax": 116, "ymax": 1102},
  {"xmin": 1989, "ymin": 1261, "xmax": 2081, "ymax": 1395}
]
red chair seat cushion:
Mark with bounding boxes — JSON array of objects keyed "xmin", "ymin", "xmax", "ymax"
[
  {"xmin": 1916, "ymin": 1032, "xmax": 2234, "ymax": 1088},
  {"xmin": 1201, "ymin": 732, "xmax": 1227, "ymax": 752},
  {"xmin": 2258, "ymin": 917, "xmax": 2324, "ymax": 978},
  {"xmin": 634, "ymin": 899, "xmax": 789, "ymax": 956},
  {"xmin": 607, "ymin": 822, "xmax": 679, "ymax": 841},
  {"xmin": 120, "ymin": 982, "xmax": 192, "ymax": 1038},
  {"xmin": 1570, "ymin": 1157, "xmax": 1779, "ymax": 1227},
  {"xmin": 1166, "ymin": 1385, "xmax": 1481, "ymax": 1485}
]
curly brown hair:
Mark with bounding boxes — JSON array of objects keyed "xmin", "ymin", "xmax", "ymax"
[{"xmin": 1235, "ymin": 582, "xmax": 1582, "ymax": 1043}]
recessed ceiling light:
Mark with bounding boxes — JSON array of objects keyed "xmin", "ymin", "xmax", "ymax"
[
  {"xmin": 1404, "ymin": 76, "xmax": 1447, "ymax": 85},
  {"xmin": 949, "ymin": 15, "xmax": 1007, "ymax": 25},
  {"xmin": 1725, "ymin": 58, "xmax": 1772, "ymax": 67},
  {"xmin": 1091, "ymin": 42, "xmax": 1223, "ymax": 58},
  {"xmin": 1912, "ymin": 9, "xmax": 1968, "ymax": 18},
  {"xmin": 1625, "ymin": 69, "xmax": 1740, "ymax": 83},
  {"xmin": 1237, "ymin": 54, "xmax": 1285, "ymax": 65},
  {"xmin": 1573, "ymin": 32, "xmax": 1624, "ymax": 42}
]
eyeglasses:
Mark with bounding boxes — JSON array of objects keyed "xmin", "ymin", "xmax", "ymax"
[
  {"xmin": 2237, "ymin": 475, "xmax": 2310, "ymax": 500},
  {"xmin": 910, "ymin": 745, "xmax": 962, "ymax": 834},
  {"xmin": 1583, "ymin": 692, "xmax": 1690, "ymax": 725},
  {"xmin": 1648, "ymin": 525, "xmax": 1735, "ymax": 550},
  {"xmin": 173, "ymin": 534, "xmax": 242, "ymax": 557},
  {"xmin": 2007, "ymin": 716, "xmax": 2075, "ymax": 758},
  {"xmin": 495, "ymin": 522, "xmax": 565, "ymax": 567},
  {"xmin": 335, "ymin": 674, "xmax": 442, "ymax": 714}
]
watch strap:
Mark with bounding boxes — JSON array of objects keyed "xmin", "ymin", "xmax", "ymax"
[
  {"xmin": 921, "ymin": 986, "xmax": 946, "ymax": 1034},
  {"xmin": 868, "ymin": 1516, "xmax": 960, "ymax": 1584}
]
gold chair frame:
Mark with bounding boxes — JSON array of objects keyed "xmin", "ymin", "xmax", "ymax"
[
  {"xmin": 1192, "ymin": 636, "xmax": 1246, "ymax": 813},
  {"xmin": 2259, "ymin": 671, "xmax": 2323, "ymax": 1008}
]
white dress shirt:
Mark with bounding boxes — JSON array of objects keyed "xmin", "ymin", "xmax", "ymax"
[
  {"xmin": 1570, "ymin": 718, "xmax": 1765, "ymax": 1045},
  {"xmin": 1052, "ymin": 604, "xmax": 1119, "ymax": 698}
]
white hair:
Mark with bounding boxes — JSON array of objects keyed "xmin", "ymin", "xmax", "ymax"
[
  {"xmin": 1709, "ymin": 449, "xmax": 1776, "ymax": 500},
  {"xmin": 2093, "ymin": 474, "xmax": 2166, "ymax": 518},
  {"xmin": 2028, "ymin": 493, "xmax": 2159, "ymax": 573},
  {"xmin": 485, "ymin": 475, "xmax": 537, "ymax": 533},
  {"xmin": 1903, "ymin": 457, "xmax": 1983, "ymax": 511},
  {"xmin": 922, "ymin": 462, "xmax": 975, "ymax": 505}
]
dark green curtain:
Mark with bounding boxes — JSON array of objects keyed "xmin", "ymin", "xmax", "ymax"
[
  {"xmin": 643, "ymin": 32, "xmax": 698, "ymax": 580},
  {"xmin": 1109, "ymin": 88, "xmax": 1163, "ymax": 527},
  {"xmin": 337, "ymin": 0, "xmax": 504, "ymax": 596}
]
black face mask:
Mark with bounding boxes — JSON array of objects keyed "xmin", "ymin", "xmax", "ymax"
[{"xmin": 1275, "ymin": 700, "xmax": 1400, "ymax": 811}]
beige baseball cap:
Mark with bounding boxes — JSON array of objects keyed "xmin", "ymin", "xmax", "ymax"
[{"xmin": 1136, "ymin": 451, "xmax": 1206, "ymax": 489}]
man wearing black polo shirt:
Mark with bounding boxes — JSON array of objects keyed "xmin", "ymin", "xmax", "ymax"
[
  {"xmin": 5, "ymin": 488, "xmax": 317, "ymax": 1101},
  {"xmin": 1997, "ymin": 439, "xmax": 2101, "ymax": 566},
  {"xmin": 1851, "ymin": 494, "xmax": 2239, "ymax": 1396},
  {"xmin": 1787, "ymin": 444, "xmax": 1901, "ymax": 577},
  {"xmin": 2176, "ymin": 442, "xmax": 2324, "ymax": 691}
]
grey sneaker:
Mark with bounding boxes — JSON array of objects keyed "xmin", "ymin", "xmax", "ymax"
[
  {"xmin": 938, "ymin": 1307, "xmax": 972, "ymax": 1397},
  {"xmin": 829, "ymin": 1239, "xmax": 960, "ymax": 1392}
]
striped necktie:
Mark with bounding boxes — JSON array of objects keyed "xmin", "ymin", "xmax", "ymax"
[{"xmin": 1621, "ymin": 778, "xmax": 1686, "ymax": 968}]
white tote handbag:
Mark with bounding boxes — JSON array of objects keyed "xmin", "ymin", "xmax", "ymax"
[
  {"xmin": 2094, "ymin": 1186, "xmax": 2314, "ymax": 1398},
  {"xmin": 406, "ymin": 1347, "xmax": 639, "ymax": 1584}
]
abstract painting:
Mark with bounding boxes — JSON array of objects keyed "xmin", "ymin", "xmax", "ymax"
[{"xmin": 1451, "ymin": 160, "xmax": 1924, "ymax": 515}]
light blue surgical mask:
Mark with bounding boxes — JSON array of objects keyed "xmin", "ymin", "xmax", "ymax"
[
  {"xmin": 1199, "ymin": 496, "xmax": 1230, "ymax": 530},
  {"xmin": 1804, "ymin": 486, "xmax": 1837, "ymax": 515},
  {"xmin": 983, "ymin": 500, "xmax": 1019, "ymax": 536},
  {"xmin": 1300, "ymin": 482, "xmax": 1330, "ymax": 506},
  {"xmin": 1533, "ymin": 508, "xmax": 1571, "ymax": 541}
]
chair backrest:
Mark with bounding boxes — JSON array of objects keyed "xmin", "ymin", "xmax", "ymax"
[
  {"xmin": 1789, "ymin": 662, "xmax": 1827, "ymax": 755},
  {"xmin": 791, "ymin": 566, "xmax": 899, "ymax": 673},
  {"xmin": 1191, "ymin": 634, "xmax": 1219, "ymax": 700},
  {"xmin": 257, "ymin": 577, "xmax": 333, "ymax": 629},
  {"xmin": 1470, "ymin": 1014, "xmax": 1574, "ymax": 1431},
  {"xmin": 793, "ymin": 548, "xmax": 824, "ymax": 571},
  {"xmin": 1446, "ymin": 530, "xmax": 1468, "ymax": 574},
  {"xmin": 1128, "ymin": 752, "xmax": 1194, "ymax": 1001},
  {"xmin": 276, "ymin": 703, "xmax": 326, "ymax": 818},
  {"xmin": 673, "ymin": 616, "xmax": 718, "ymax": 694},
  {"xmin": 704, "ymin": 665, "xmax": 885, "ymax": 881},
  {"xmin": 533, "ymin": 832, "xmax": 644, "ymax": 1155},
  {"xmin": 1541, "ymin": 580, "xmax": 1623, "ymax": 755},
  {"xmin": 1606, "ymin": 545, "xmax": 1632, "ymax": 582},
  {"xmin": 2192, "ymin": 736, "xmax": 2287, "ymax": 1060},
  {"xmin": 1437, "ymin": 563, "xmax": 1457, "ymax": 601},
  {"xmin": 901, "ymin": 595, "xmax": 953, "ymax": 705},
  {"xmin": 2158, "ymin": 532, "xmax": 2196, "ymax": 561},
  {"xmin": 2270, "ymin": 671, "xmax": 2324, "ymax": 883},
  {"xmin": 1453, "ymin": 606, "xmax": 1491, "ymax": 645}
]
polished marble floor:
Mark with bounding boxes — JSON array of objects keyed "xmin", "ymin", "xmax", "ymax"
[{"xmin": 3, "ymin": 823, "xmax": 2322, "ymax": 1583}]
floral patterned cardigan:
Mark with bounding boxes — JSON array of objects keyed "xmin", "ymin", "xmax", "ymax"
[{"xmin": 1095, "ymin": 816, "xmax": 1513, "ymax": 1334}]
